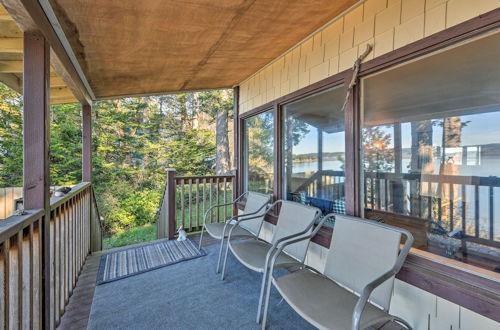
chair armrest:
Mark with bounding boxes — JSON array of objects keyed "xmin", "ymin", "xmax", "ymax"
[
  {"xmin": 269, "ymin": 209, "xmax": 322, "ymax": 252},
  {"xmin": 201, "ymin": 192, "xmax": 250, "ymax": 227},
  {"xmin": 262, "ymin": 212, "xmax": 331, "ymax": 281},
  {"xmin": 226, "ymin": 200, "xmax": 277, "ymax": 240},
  {"xmin": 351, "ymin": 228, "xmax": 414, "ymax": 330}
]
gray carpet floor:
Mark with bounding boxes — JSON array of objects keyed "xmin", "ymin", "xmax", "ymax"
[{"xmin": 87, "ymin": 243, "xmax": 315, "ymax": 330}]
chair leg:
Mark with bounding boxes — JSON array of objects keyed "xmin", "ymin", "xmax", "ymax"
[
  {"xmin": 216, "ymin": 237, "xmax": 224, "ymax": 274},
  {"xmin": 261, "ymin": 267, "xmax": 275, "ymax": 330},
  {"xmin": 220, "ymin": 239, "xmax": 231, "ymax": 280},
  {"xmin": 198, "ymin": 226, "xmax": 205, "ymax": 250},
  {"xmin": 256, "ymin": 267, "xmax": 268, "ymax": 323}
]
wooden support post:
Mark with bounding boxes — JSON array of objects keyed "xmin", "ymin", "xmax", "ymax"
[
  {"xmin": 82, "ymin": 104, "xmax": 92, "ymax": 182},
  {"xmin": 166, "ymin": 169, "xmax": 176, "ymax": 239},
  {"xmin": 343, "ymin": 69, "xmax": 361, "ymax": 217},
  {"xmin": 233, "ymin": 86, "xmax": 240, "ymax": 196},
  {"xmin": 23, "ymin": 31, "xmax": 50, "ymax": 330}
]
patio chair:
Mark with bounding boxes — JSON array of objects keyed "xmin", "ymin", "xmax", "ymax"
[
  {"xmin": 261, "ymin": 215, "xmax": 414, "ymax": 330},
  {"xmin": 199, "ymin": 191, "xmax": 271, "ymax": 273},
  {"xmin": 221, "ymin": 200, "xmax": 323, "ymax": 323}
]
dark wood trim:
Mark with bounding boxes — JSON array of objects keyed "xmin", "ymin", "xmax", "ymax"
[
  {"xmin": 398, "ymin": 254, "xmax": 500, "ymax": 322},
  {"xmin": 233, "ymin": 86, "xmax": 240, "ymax": 200},
  {"xmin": 239, "ymin": 100, "xmax": 276, "ymax": 120},
  {"xmin": 82, "ymin": 104, "xmax": 92, "ymax": 182},
  {"xmin": 342, "ymin": 69, "xmax": 361, "ymax": 217},
  {"xmin": 274, "ymin": 72, "xmax": 346, "ymax": 107},
  {"xmin": 23, "ymin": 31, "xmax": 51, "ymax": 330},
  {"xmin": 174, "ymin": 175, "xmax": 234, "ymax": 180},
  {"xmin": 238, "ymin": 116, "xmax": 245, "ymax": 196},
  {"xmin": 358, "ymin": 8, "xmax": 500, "ymax": 78},
  {"xmin": 166, "ymin": 169, "xmax": 176, "ymax": 239},
  {"xmin": 273, "ymin": 103, "xmax": 282, "ymax": 200}
]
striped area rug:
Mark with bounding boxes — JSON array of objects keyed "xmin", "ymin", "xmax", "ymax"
[{"xmin": 97, "ymin": 239, "xmax": 206, "ymax": 285}]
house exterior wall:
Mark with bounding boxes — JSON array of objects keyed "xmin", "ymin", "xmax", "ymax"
[
  {"xmin": 237, "ymin": 0, "xmax": 500, "ymax": 328},
  {"xmin": 238, "ymin": 0, "xmax": 499, "ymax": 114}
]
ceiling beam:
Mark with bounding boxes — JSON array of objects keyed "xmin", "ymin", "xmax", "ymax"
[
  {"xmin": 1, "ymin": 0, "xmax": 92, "ymax": 105},
  {"xmin": 0, "ymin": 72, "xmax": 21, "ymax": 91},
  {"xmin": 0, "ymin": 60, "xmax": 22, "ymax": 72},
  {"xmin": 50, "ymin": 86, "xmax": 73, "ymax": 99},
  {"xmin": 50, "ymin": 97, "xmax": 77, "ymax": 105},
  {"xmin": 0, "ymin": 37, "xmax": 22, "ymax": 52}
]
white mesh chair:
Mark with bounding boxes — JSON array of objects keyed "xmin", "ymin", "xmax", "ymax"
[
  {"xmin": 221, "ymin": 200, "xmax": 323, "ymax": 323},
  {"xmin": 199, "ymin": 191, "xmax": 271, "ymax": 273},
  {"xmin": 262, "ymin": 215, "xmax": 414, "ymax": 330}
]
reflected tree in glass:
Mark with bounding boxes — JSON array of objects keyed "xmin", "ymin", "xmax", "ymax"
[{"xmin": 245, "ymin": 111, "xmax": 274, "ymax": 194}]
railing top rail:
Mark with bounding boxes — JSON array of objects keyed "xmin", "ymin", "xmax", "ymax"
[
  {"xmin": 0, "ymin": 208, "xmax": 44, "ymax": 243},
  {"xmin": 50, "ymin": 181, "xmax": 91, "ymax": 211},
  {"xmin": 364, "ymin": 172, "xmax": 500, "ymax": 187},
  {"xmin": 174, "ymin": 175, "xmax": 234, "ymax": 181}
]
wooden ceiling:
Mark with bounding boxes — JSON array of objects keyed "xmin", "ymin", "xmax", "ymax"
[
  {"xmin": 0, "ymin": 4, "xmax": 78, "ymax": 104},
  {"xmin": 47, "ymin": 0, "xmax": 359, "ymax": 99}
]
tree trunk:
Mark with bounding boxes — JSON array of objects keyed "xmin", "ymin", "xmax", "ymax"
[{"xmin": 215, "ymin": 91, "xmax": 231, "ymax": 175}]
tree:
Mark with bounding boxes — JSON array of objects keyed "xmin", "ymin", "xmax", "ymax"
[
  {"xmin": 197, "ymin": 90, "xmax": 233, "ymax": 175},
  {"xmin": 362, "ymin": 126, "xmax": 394, "ymax": 172},
  {"xmin": 50, "ymin": 103, "xmax": 82, "ymax": 185},
  {"xmin": 0, "ymin": 83, "xmax": 23, "ymax": 187}
]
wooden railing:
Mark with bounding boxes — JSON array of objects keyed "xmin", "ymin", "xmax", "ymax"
[
  {"xmin": 157, "ymin": 169, "xmax": 235, "ymax": 239},
  {"xmin": 364, "ymin": 172, "xmax": 499, "ymax": 247},
  {"xmin": 0, "ymin": 182, "xmax": 102, "ymax": 329},
  {"xmin": 291, "ymin": 170, "xmax": 345, "ymax": 201}
]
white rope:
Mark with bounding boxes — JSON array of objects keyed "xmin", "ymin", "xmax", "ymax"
[{"xmin": 340, "ymin": 43, "xmax": 373, "ymax": 112}]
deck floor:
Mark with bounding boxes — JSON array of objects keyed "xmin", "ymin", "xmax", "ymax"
[
  {"xmin": 58, "ymin": 234, "xmax": 402, "ymax": 330},
  {"xmin": 57, "ymin": 234, "xmax": 219, "ymax": 330}
]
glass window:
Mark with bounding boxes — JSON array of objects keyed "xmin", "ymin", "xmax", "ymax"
[
  {"xmin": 243, "ymin": 110, "xmax": 274, "ymax": 194},
  {"xmin": 361, "ymin": 31, "xmax": 500, "ymax": 274},
  {"xmin": 283, "ymin": 86, "xmax": 346, "ymax": 217}
]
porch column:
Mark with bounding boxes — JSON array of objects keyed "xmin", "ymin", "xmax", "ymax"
[
  {"xmin": 82, "ymin": 104, "xmax": 92, "ymax": 182},
  {"xmin": 233, "ymin": 86, "xmax": 240, "ymax": 197},
  {"xmin": 23, "ymin": 31, "xmax": 51, "ymax": 329}
]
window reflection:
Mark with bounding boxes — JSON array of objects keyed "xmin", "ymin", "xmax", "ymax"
[
  {"xmin": 283, "ymin": 86, "xmax": 346, "ymax": 217},
  {"xmin": 361, "ymin": 31, "xmax": 500, "ymax": 273},
  {"xmin": 244, "ymin": 110, "xmax": 274, "ymax": 194}
]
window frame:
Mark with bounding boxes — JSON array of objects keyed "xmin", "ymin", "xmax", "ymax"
[
  {"xmin": 241, "ymin": 107, "xmax": 276, "ymax": 195},
  {"xmin": 236, "ymin": 9, "xmax": 500, "ymax": 321}
]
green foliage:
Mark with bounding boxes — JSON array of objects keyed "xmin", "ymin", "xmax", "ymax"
[
  {"xmin": 103, "ymin": 224, "xmax": 156, "ymax": 248},
  {"xmin": 1, "ymin": 82, "xmax": 232, "ymax": 241},
  {"xmin": 0, "ymin": 84, "xmax": 23, "ymax": 187},
  {"xmin": 362, "ymin": 126, "xmax": 394, "ymax": 172},
  {"xmin": 50, "ymin": 103, "xmax": 82, "ymax": 185}
]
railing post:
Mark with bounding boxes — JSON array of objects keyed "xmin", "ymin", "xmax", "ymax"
[
  {"xmin": 166, "ymin": 169, "xmax": 177, "ymax": 239},
  {"xmin": 232, "ymin": 168, "xmax": 238, "ymax": 216},
  {"xmin": 23, "ymin": 31, "xmax": 51, "ymax": 330},
  {"xmin": 82, "ymin": 104, "xmax": 92, "ymax": 182}
]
